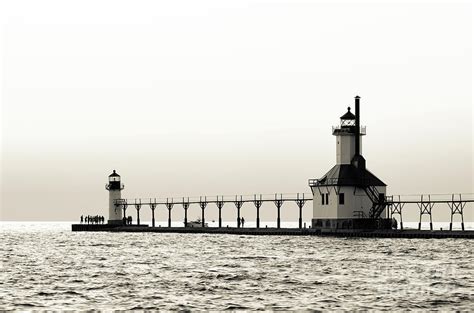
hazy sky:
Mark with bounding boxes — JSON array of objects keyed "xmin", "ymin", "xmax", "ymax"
[{"xmin": 1, "ymin": 0, "xmax": 472, "ymax": 222}]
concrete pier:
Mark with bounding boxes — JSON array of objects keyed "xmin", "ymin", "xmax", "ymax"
[{"xmin": 71, "ymin": 224, "xmax": 474, "ymax": 239}]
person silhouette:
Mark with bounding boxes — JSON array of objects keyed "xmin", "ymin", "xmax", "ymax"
[
  {"xmin": 241, "ymin": 217, "xmax": 245, "ymax": 228},
  {"xmin": 80, "ymin": 215, "xmax": 83, "ymax": 224}
]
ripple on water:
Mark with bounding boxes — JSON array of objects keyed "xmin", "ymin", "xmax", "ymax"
[{"xmin": 0, "ymin": 222, "xmax": 473, "ymax": 311}]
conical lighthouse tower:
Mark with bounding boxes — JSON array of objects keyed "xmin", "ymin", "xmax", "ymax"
[
  {"xmin": 106, "ymin": 170, "xmax": 124, "ymax": 224},
  {"xmin": 309, "ymin": 96, "xmax": 389, "ymax": 230}
]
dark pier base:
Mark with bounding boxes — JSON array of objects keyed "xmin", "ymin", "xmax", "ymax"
[
  {"xmin": 71, "ymin": 224, "xmax": 474, "ymax": 239},
  {"xmin": 72, "ymin": 224, "xmax": 312, "ymax": 236},
  {"xmin": 72, "ymin": 224, "xmax": 148, "ymax": 231},
  {"xmin": 319, "ymin": 229, "xmax": 473, "ymax": 239}
]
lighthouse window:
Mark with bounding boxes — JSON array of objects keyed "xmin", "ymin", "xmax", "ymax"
[
  {"xmin": 339, "ymin": 193, "xmax": 345, "ymax": 205},
  {"xmin": 109, "ymin": 177, "xmax": 120, "ymax": 182},
  {"xmin": 379, "ymin": 193, "xmax": 385, "ymax": 202},
  {"xmin": 321, "ymin": 193, "xmax": 330, "ymax": 205}
]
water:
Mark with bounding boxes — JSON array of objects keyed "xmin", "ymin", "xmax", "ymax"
[{"xmin": 1, "ymin": 222, "xmax": 473, "ymax": 310}]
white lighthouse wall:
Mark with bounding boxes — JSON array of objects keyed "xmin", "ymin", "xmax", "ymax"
[
  {"xmin": 336, "ymin": 135, "xmax": 363, "ymax": 164},
  {"xmin": 108, "ymin": 190, "xmax": 122, "ymax": 223},
  {"xmin": 312, "ymin": 188, "xmax": 338, "ymax": 218},
  {"xmin": 338, "ymin": 187, "xmax": 369, "ymax": 218},
  {"xmin": 337, "ymin": 186, "xmax": 386, "ymax": 218},
  {"xmin": 312, "ymin": 186, "xmax": 387, "ymax": 219}
]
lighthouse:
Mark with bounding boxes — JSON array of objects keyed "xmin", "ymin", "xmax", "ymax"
[
  {"xmin": 105, "ymin": 170, "xmax": 124, "ymax": 224},
  {"xmin": 309, "ymin": 96, "xmax": 390, "ymax": 230}
]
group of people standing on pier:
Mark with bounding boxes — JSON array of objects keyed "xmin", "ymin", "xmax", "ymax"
[
  {"xmin": 81, "ymin": 214, "xmax": 248, "ymax": 227},
  {"xmin": 122, "ymin": 216, "xmax": 133, "ymax": 225},
  {"xmin": 80, "ymin": 215, "xmax": 105, "ymax": 224}
]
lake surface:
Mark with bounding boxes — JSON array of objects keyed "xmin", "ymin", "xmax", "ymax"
[{"xmin": 1, "ymin": 222, "xmax": 473, "ymax": 310}]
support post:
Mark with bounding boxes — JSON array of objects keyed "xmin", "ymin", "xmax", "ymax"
[
  {"xmin": 418, "ymin": 212, "xmax": 422, "ymax": 231},
  {"xmin": 389, "ymin": 196, "xmax": 404, "ymax": 230},
  {"xmin": 450, "ymin": 210, "xmax": 453, "ymax": 231},
  {"xmin": 166, "ymin": 198, "xmax": 174, "ymax": 228},
  {"xmin": 199, "ymin": 196, "xmax": 207, "ymax": 227},
  {"xmin": 182, "ymin": 197, "xmax": 190, "ymax": 227},
  {"xmin": 274, "ymin": 194, "xmax": 284, "ymax": 229},
  {"xmin": 448, "ymin": 194, "xmax": 466, "ymax": 231},
  {"xmin": 122, "ymin": 203, "xmax": 128, "ymax": 225},
  {"xmin": 150, "ymin": 201, "xmax": 156, "ymax": 227},
  {"xmin": 135, "ymin": 200, "xmax": 141, "ymax": 226},
  {"xmin": 399, "ymin": 204, "xmax": 404, "ymax": 230},
  {"xmin": 253, "ymin": 194, "xmax": 262, "ymax": 229},
  {"xmin": 430, "ymin": 209, "xmax": 433, "ymax": 231},
  {"xmin": 217, "ymin": 196, "xmax": 224, "ymax": 228},
  {"xmin": 417, "ymin": 195, "xmax": 434, "ymax": 231},
  {"xmin": 234, "ymin": 195, "xmax": 243, "ymax": 228},
  {"xmin": 295, "ymin": 193, "xmax": 306, "ymax": 229}
]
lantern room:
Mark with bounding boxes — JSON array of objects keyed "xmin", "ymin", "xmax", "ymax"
[{"xmin": 106, "ymin": 170, "xmax": 123, "ymax": 191}]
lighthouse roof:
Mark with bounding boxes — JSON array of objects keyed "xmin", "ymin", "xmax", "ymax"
[
  {"xmin": 314, "ymin": 164, "xmax": 386, "ymax": 187},
  {"xmin": 340, "ymin": 107, "xmax": 356, "ymax": 120},
  {"xmin": 109, "ymin": 170, "xmax": 120, "ymax": 177}
]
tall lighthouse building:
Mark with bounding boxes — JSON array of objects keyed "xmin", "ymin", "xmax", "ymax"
[
  {"xmin": 106, "ymin": 170, "xmax": 124, "ymax": 224},
  {"xmin": 309, "ymin": 96, "xmax": 390, "ymax": 230}
]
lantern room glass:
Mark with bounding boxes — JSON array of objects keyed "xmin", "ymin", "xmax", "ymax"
[
  {"xmin": 341, "ymin": 119, "xmax": 355, "ymax": 127},
  {"xmin": 109, "ymin": 176, "xmax": 120, "ymax": 182}
]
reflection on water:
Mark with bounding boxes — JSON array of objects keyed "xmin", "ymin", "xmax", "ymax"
[{"xmin": 1, "ymin": 222, "xmax": 473, "ymax": 310}]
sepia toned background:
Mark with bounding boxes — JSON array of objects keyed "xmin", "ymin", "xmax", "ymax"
[{"xmin": 1, "ymin": 0, "xmax": 472, "ymax": 222}]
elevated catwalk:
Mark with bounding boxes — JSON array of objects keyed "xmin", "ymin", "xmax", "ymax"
[
  {"xmin": 74, "ymin": 193, "xmax": 473, "ymax": 238},
  {"xmin": 113, "ymin": 193, "xmax": 312, "ymax": 229},
  {"xmin": 107, "ymin": 193, "xmax": 473, "ymax": 231}
]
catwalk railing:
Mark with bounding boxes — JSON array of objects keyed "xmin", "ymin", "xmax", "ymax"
[
  {"xmin": 113, "ymin": 193, "xmax": 473, "ymax": 231},
  {"xmin": 114, "ymin": 193, "xmax": 313, "ymax": 229},
  {"xmin": 386, "ymin": 193, "xmax": 474, "ymax": 231}
]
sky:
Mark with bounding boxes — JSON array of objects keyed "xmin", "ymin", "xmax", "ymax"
[{"xmin": 1, "ymin": 0, "xmax": 472, "ymax": 222}]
